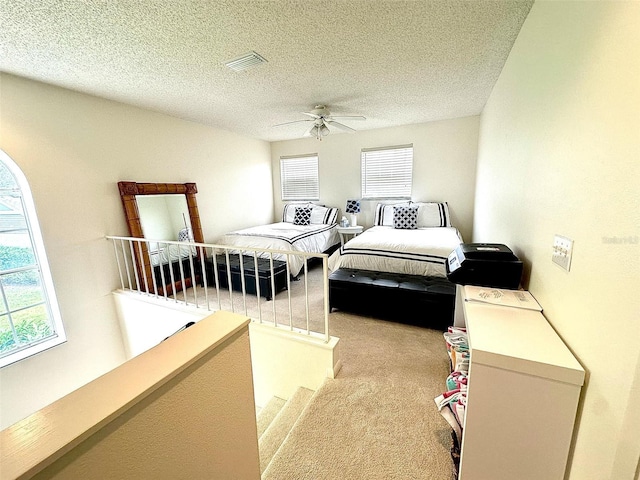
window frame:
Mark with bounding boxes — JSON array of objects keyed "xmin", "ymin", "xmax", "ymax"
[
  {"xmin": 280, "ymin": 154, "xmax": 320, "ymax": 201},
  {"xmin": 361, "ymin": 144, "xmax": 414, "ymax": 199},
  {"xmin": 0, "ymin": 150, "xmax": 66, "ymax": 368}
]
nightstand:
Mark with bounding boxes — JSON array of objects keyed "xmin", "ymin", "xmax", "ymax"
[{"xmin": 337, "ymin": 225, "xmax": 363, "ymax": 246}]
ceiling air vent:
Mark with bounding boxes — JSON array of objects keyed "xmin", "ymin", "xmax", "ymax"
[{"xmin": 225, "ymin": 51, "xmax": 268, "ymax": 72}]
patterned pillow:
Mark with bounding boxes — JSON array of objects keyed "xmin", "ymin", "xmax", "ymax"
[
  {"xmin": 375, "ymin": 201, "xmax": 452, "ymax": 227},
  {"xmin": 178, "ymin": 228, "xmax": 192, "ymax": 242},
  {"xmin": 293, "ymin": 207, "xmax": 312, "ymax": 226},
  {"xmin": 374, "ymin": 202, "xmax": 410, "ymax": 226},
  {"xmin": 283, "ymin": 202, "xmax": 313, "ymax": 222},
  {"xmin": 393, "ymin": 205, "xmax": 418, "ymax": 229}
]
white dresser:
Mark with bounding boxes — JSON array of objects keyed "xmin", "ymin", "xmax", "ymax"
[{"xmin": 457, "ymin": 285, "xmax": 585, "ymax": 480}]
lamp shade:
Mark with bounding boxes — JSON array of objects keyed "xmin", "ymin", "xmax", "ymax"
[{"xmin": 345, "ymin": 199, "xmax": 361, "ymax": 214}]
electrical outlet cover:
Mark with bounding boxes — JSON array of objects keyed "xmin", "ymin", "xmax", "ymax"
[{"xmin": 552, "ymin": 235, "xmax": 573, "ymax": 271}]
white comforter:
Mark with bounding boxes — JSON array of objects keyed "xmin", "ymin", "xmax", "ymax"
[
  {"xmin": 149, "ymin": 243, "xmax": 197, "ymax": 267},
  {"xmin": 220, "ymin": 222, "xmax": 340, "ymax": 276},
  {"xmin": 328, "ymin": 226, "xmax": 462, "ymax": 278}
]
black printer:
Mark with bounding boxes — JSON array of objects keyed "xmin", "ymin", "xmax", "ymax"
[{"xmin": 446, "ymin": 243, "xmax": 523, "ymax": 289}]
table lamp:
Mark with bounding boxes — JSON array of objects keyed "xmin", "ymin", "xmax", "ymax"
[{"xmin": 345, "ymin": 199, "xmax": 361, "ymax": 227}]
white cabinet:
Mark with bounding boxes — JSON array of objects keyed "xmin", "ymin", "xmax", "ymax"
[{"xmin": 458, "ymin": 285, "xmax": 584, "ymax": 480}]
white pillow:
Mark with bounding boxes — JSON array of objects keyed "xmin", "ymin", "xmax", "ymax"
[
  {"xmin": 415, "ymin": 202, "xmax": 451, "ymax": 227},
  {"xmin": 283, "ymin": 203, "xmax": 338, "ymax": 225},
  {"xmin": 374, "ymin": 202, "xmax": 410, "ymax": 226},
  {"xmin": 283, "ymin": 202, "xmax": 313, "ymax": 223},
  {"xmin": 375, "ymin": 201, "xmax": 451, "ymax": 227},
  {"xmin": 310, "ymin": 205, "xmax": 338, "ymax": 225}
]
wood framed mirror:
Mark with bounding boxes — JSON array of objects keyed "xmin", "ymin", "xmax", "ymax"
[{"xmin": 118, "ymin": 181, "xmax": 205, "ymax": 296}]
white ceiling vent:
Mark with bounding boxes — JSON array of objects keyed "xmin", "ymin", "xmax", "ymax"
[{"xmin": 225, "ymin": 51, "xmax": 268, "ymax": 72}]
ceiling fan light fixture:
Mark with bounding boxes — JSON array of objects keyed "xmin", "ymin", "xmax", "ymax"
[
  {"xmin": 224, "ymin": 51, "xmax": 268, "ymax": 72},
  {"xmin": 275, "ymin": 105, "xmax": 365, "ymax": 139}
]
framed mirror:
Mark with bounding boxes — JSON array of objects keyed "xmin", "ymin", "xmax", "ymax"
[{"xmin": 118, "ymin": 181, "xmax": 205, "ymax": 296}]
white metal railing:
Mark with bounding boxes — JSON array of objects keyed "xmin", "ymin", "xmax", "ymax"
[{"xmin": 105, "ymin": 236, "xmax": 331, "ymax": 342}]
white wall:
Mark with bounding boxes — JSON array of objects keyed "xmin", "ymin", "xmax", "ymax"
[
  {"xmin": 249, "ymin": 322, "xmax": 340, "ymax": 408},
  {"xmin": 270, "ymin": 116, "xmax": 479, "ymax": 242},
  {"xmin": 0, "ymin": 73, "xmax": 273, "ymax": 429},
  {"xmin": 473, "ymin": 2, "xmax": 640, "ymax": 479}
]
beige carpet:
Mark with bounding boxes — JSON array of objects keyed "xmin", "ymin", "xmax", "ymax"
[
  {"xmin": 182, "ymin": 263, "xmax": 455, "ymax": 479},
  {"xmin": 262, "ymin": 311, "xmax": 454, "ymax": 479},
  {"xmin": 258, "ymin": 387, "xmax": 315, "ymax": 473},
  {"xmin": 257, "ymin": 396, "xmax": 286, "ymax": 438}
]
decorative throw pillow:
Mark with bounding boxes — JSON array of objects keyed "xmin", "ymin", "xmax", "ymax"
[
  {"xmin": 178, "ymin": 228, "xmax": 192, "ymax": 242},
  {"xmin": 293, "ymin": 207, "xmax": 312, "ymax": 226},
  {"xmin": 283, "ymin": 202, "xmax": 313, "ymax": 222},
  {"xmin": 375, "ymin": 202, "xmax": 410, "ymax": 226},
  {"xmin": 393, "ymin": 205, "xmax": 418, "ymax": 229}
]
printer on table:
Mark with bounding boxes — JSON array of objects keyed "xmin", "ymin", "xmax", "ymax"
[{"xmin": 446, "ymin": 243, "xmax": 523, "ymax": 290}]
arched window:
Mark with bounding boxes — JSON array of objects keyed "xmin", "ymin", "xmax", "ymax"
[{"xmin": 0, "ymin": 150, "xmax": 66, "ymax": 367}]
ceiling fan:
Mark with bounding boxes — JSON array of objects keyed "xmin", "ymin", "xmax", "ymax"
[{"xmin": 274, "ymin": 105, "xmax": 366, "ymax": 140}]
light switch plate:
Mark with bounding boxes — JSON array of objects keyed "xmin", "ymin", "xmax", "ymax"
[{"xmin": 552, "ymin": 235, "xmax": 573, "ymax": 271}]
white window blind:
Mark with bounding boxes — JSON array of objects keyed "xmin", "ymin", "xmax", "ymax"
[
  {"xmin": 361, "ymin": 144, "xmax": 413, "ymax": 199},
  {"xmin": 280, "ymin": 154, "xmax": 319, "ymax": 200}
]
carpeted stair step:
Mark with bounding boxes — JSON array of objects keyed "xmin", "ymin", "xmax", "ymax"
[
  {"xmin": 257, "ymin": 396, "xmax": 286, "ymax": 439},
  {"xmin": 259, "ymin": 386, "xmax": 315, "ymax": 474}
]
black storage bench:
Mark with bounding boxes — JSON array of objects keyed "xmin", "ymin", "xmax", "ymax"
[
  {"xmin": 207, "ymin": 254, "xmax": 288, "ymax": 301},
  {"xmin": 329, "ymin": 268, "xmax": 456, "ymax": 330}
]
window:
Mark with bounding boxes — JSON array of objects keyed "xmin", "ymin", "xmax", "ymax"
[
  {"xmin": 0, "ymin": 150, "xmax": 66, "ymax": 367},
  {"xmin": 280, "ymin": 154, "xmax": 319, "ymax": 201},
  {"xmin": 361, "ymin": 144, "xmax": 413, "ymax": 199}
]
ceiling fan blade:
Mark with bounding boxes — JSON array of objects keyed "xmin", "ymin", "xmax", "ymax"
[
  {"xmin": 303, "ymin": 124, "xmax": 317, "ymax": 137},
  {"xmin": 327, "ymin": 115, "xmax": 366, "ymax": 121},
  {"xmin": 273, "ymin": 119, "xmax": 313, "ymax": 127},
  {"xmin": 301, "ymin": 111, "xmax": 321, "ymax": 119},
  {"xmin": 324, "ymin": 120, "xmax": 356, "ymax": 132}
]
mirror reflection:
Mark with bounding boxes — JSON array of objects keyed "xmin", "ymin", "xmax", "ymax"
[
  {"xmin": 137, "ymin": 194, "xmax": 193, "ymax": 245},
  {"xmin": 117, "ymin": 181, "xmax": 204, "ymax": 297}
]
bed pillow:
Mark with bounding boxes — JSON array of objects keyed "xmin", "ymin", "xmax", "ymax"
[
  {"xmin": 374, "ymin": 202, "xmax": 411, "ymax": 226},
  {"xmin": 393, "ymin": 205, "xmax": 419, "ymax": 229},
  {"xmin": 374, "ymin": 201, "xmax": 451, "ymax": 227},
  {"xmin": 415, "ymin": 202, "xmax": 451, "ymax": 227},
  {"xmin": 310, "ymin": 205, "xmax": 338, "ymax": 225},
  {"xmin": 283, "ymin": 202, "xmax": 313, "ymax": 223},
  {"xmin": 293, "ymin": 207, "xmax": 312, "ymax": 225}
]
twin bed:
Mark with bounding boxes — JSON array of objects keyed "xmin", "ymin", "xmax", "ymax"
[{"xmin": 219, "ymin": 203, "xmax": 340, "ymax": 277}]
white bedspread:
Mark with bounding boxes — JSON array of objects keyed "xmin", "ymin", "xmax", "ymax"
[
  {"xmin": 220, "ymin": 222, "xmax": 340, "ymax": 276},
  {"xmin": 149, "ymin": 243, "xmax": 197, "ymax": 267},
  {"xmin": 328, "ymin": 226, "xmax": 462, "ymax": 278}
]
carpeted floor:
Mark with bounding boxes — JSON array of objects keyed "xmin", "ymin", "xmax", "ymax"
[
  {"xmin": 262, "ymin": 310, "xmax": 455, "ymax": 480},
  {"xmin": 182, "ymin": 262, "xmax": 455, "ymax": 479}
]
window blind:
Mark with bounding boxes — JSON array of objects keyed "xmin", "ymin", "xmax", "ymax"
[
  {"xmin": 280, "ymin": 154, "xmax": 319, "ymax": 200},
  {"xmin": 361, "ymin": 145, "xmax": 413, "ymax": 199}
]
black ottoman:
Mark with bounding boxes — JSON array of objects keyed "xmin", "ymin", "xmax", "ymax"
[
  {"xmin": 329, "ymin": 268, "xmax": 455, "ymax": 329},
  {"xmin": 207, "ymin": 254, "xmax": 288, "ymax": 300}
]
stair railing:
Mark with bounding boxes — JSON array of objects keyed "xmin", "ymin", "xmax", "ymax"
[{"xmin": 106, "ymin": 236, "xmax": 331, "ymax": 343}]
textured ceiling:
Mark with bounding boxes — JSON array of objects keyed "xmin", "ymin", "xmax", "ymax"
[{"xmin": 0, "ymin": 0, "xmax": 534, "ymax": 142}]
